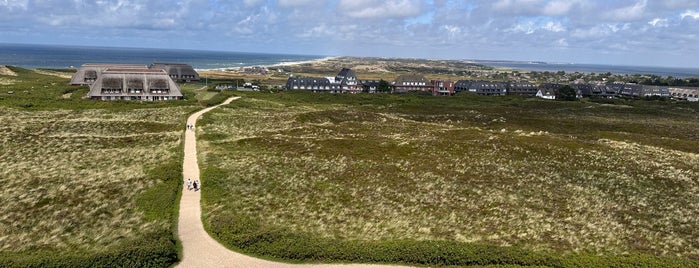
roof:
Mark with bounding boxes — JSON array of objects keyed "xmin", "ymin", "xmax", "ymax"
[
  {"xmin": 104, "ymin": 68, "xmax": 166, "ymax": 74},
  {"xmin": 70, "ymin": 63, "xmax": 148, "ymax": 85},
  {"xmin": 88, "ymin": 69, "xmax": 183, "ymax": 98},
  {"xmin": 336, "ymin": 68, "xmax": 356, "ymax": 79},
  {"xmin": 82, "ymin": 63, "xmax": 147, "ymax": 68},
  {"xmin": 151, "ymin": 63, "xmax": 192, "ymax": 67},
  {"xmin": 455, "ymin": 80, "xmax": 506, "ymax": 90},
  {"xmin": 149, "ymin": 63, "xmax": 199, "ymax": 80}
]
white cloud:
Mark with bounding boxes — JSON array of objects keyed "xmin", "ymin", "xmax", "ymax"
[
  {"xmin": 244, "ymin": 0, "xmax": 265, "ymax": 7},
  {"xmin": 443, "ymin": 25, "xmax": 461, "ymax": 39},
  {"xmin": 571, "ymin": 23, "xmax": 630, "ymax": 39},
  {"xmin": 542, "ymin": 1, "xmax": 576, "ymax": 16},
  {"xmin": 556, "ymin": 38, "xmax": 568, "ymax": 47},
  {"xmin": 510, "ymin": 20, "xmax": 565, "ymax": 34},
  {"xmin": 681, "ymin": 10, "xmax": 699, "ymax": 20},
  {"xmin": 338, "ymin": 0, "xmax": 423, "ymax": 19},
  {"xmin": 648, "ymin": 18, "xmax": 668, "ymax": 27},
  {"xmin": 492, "ymin": 0, "xmax": 542, "ymax": 13},
  {"xmin": 544, "ymin": 21, "xmax": 566, "ymax": 32},
  {"xmin": 278, "ymin": 0, "xmax": 316, "ymax": 8},
  {"xmin": 0, "ymin": 0, "xmax": 28, "ymax": 10},
  {"xmin": 602, "ymin": 0, "xmax": 648, "ymax": 21}
]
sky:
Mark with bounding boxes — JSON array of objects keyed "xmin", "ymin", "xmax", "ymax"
[{"xmin": 1, "ymin": 0, "xmax": 699, "ymax": 68}]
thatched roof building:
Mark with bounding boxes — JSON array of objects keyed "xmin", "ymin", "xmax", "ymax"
[
  {"xmin": 88, "ymin": 68, "xmax": 183, "ymax": 101},
  {"xmin": 149, "ymin": 63, "xmax": 199, "ymax": 82},
  {"xmin": 70, "ymin": 63, "xmax": 147, "ymax": 85}
]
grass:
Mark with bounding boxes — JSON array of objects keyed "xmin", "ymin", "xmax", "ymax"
[
  {"xmin": 198, "ymin": 91, "xmax": 699, "ymax": 266},
  {"xmin": 0, "ymin": 67, "xmax": 211, "ymax": 267}
]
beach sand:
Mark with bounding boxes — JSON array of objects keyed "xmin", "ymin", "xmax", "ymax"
[
  {"xmin": 0, "ymin": 66, "xmax": 17, "ymax": 76},
  {"xmin": 198, "ymin": 56, "xmax": 495, "ymax": 87}
]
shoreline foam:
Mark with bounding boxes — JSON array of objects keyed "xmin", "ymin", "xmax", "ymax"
[{"xmin": 195, "ymin": 56, "xmax": 339, "ymax": 72}]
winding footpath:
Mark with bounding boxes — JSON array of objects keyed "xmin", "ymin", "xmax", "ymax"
[{"xmin": 177, "ymin": 97, "xmax": 409, "ymax": 268}]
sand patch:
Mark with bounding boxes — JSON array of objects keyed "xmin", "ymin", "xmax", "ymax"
[
  {"xmin": 0, "ymin": 78, "xmax": 18, "ymax": 85},
  {"xmin": 0, "ymin": 66, "xmax": 17, "ymax": 76},
  {"xmin": 34, "ymin": 69, "xmax": 73, "ymax": 79},
  {"xmin": 352, "ymin": 64, "xmax": 389, "ymax": 73}
]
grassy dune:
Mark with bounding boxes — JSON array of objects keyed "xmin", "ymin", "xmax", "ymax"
[
  {"xmin": 198, "ymin": 92, "xmax": 699, "ymax": 266},
  {"xmin": 0, "ymin": 67, "xmax": 199, "ymax": 267}
]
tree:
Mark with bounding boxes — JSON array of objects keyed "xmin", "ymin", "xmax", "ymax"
[
  {"xmin": 558, "ymin": 85, "xmax": 577, "ymax": 101},
  {"xmin": 378, "ymin": 79, "xmax": 391, "ymax": 93}
]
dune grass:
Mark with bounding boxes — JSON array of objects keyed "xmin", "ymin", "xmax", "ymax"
[
  {"xmin": 198, "ymin": 91, "xmax": 699, "ymax": 266},
  {"xmin": 0, "ymin": 67, "xmax": 204, "ymax": 267}
]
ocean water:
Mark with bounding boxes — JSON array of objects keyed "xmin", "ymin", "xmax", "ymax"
[
  {"xmin": 1, "ymin": 43, "xmax": 697, "ymax": 78},
  {"xmin": 0, "ymin": 43, "xmax": 326, "ymax": 70},
  {"xmin": 477, "ymin": 61, "xmax": 699, "ymax": 78}
]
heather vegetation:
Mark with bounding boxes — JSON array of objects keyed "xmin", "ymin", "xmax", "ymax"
[
  {"xmin": 198, "ymin": 91, "xmax": 699, "ymax": 266},
  {"xmin": 0, "ymin": 67, "xmax": 200, "ymax": 267}
]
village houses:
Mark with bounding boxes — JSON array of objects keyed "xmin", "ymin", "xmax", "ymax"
[{"xmin": 285, "ymin": 68, "xmax": 698, "ymax": 101}]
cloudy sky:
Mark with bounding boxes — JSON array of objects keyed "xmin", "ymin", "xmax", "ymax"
[{"xmin": 2, "ymin": 0, "xmax": 699, "ymax": 67}]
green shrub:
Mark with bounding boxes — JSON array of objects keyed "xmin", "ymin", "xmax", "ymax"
[{"xmin": 0, "ymin": 231, "xmax": 178, "ymax": 268}]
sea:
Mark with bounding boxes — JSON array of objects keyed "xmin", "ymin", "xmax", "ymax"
[
  {"xmin": 1, "ymin": 43, "xmax": 698, "ymax": 78},
  {"xmin": 470, "ymin": 61, "xmax": 699, "ymax": 78},
  {"xmin": 0, "ymin": 43, "xmax": 326, "ymax": 70}
]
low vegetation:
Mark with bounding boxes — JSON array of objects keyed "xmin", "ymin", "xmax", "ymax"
[
  {"xmin": 198, "ymin": 91, "xmax": 699, "ymax": 266},
  {"xmin": 0, "ymin": 67, "xmax": 201, "ymax": 267}
]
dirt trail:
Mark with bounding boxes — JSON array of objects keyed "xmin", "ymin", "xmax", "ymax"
[{"xmin": 177, "ymin": 97, "xmax": 409, "ymax": 268}]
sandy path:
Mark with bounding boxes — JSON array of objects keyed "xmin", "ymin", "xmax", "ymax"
[{"xmin": 177, "ymin": 97, "xmax": 409, "ymax": 268}]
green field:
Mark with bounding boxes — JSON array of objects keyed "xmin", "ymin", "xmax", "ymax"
[
  {"xmin": 3, "ymin": 65, "xmax": 699, "ymax": 267},
  {"xmin": 198, "ymin": 92, "xmax": 699, "ymax": 267},
  {"xmin": 0, "ymin": 67, "xmax": 202, "ymax": 267}
]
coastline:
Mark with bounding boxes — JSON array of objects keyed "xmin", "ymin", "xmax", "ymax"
[
  {"xmin": 0, "ymin": 42, "xmax": 696, "ymax": 78},
  {"xmin": 194, "ymin": 56, "xmax": 339, "ymax": 72}
]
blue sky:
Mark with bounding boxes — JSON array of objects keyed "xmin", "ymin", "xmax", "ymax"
[{"xmin": 1, "ymin": 0, "xmax": 699, "ymax": 68}]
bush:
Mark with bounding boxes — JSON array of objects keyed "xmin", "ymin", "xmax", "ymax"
[
  {"xmin": 0, "ymin": 231, "xmax": 178, "ymax": 268},
  {"xmin": 206, "ymin": 214, "xmax": 699, "ymax": 267}
]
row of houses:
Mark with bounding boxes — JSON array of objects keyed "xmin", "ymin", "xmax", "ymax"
[
  {"xmin": 286, "ymin": 68, "xmax": 365, "ymax": 93},
  {"xmin": 70, "ymin": 63, "xmax": 199, "ymax": 101},
  {"xmin": 536, "ymin": 82, "xmax": 699, "ymax": 100},
  {"xmin": 286, "ymin": 68, "xmax": 699, "ymax": 101}
]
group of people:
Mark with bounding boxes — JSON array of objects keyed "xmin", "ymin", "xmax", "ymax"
[
  {"xmin": 186, "ymin": 124, "xmax": 195, "ymax": 130},
  {"xmin": 186, "ymin": 178, "xmax": 200, "ymax": 191}
]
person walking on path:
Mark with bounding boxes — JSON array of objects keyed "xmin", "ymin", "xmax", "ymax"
[
  {"xmin": 186, "ymin": 178, "xmax": 192, "ymax": 190},
  {"xmin": 193, "ymin": 180, "xmax": 198, "ymax": 191}
]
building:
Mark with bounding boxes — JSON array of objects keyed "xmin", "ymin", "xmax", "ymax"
[
  {"xmin": 285, "ymin": 68, "xmax": 369, "ymax": 93},
  {"xmin": 335, "ymin": 68, "xmax": 363, "ymax": 93},
  {"xmin": 618, "ymin": 84, "xmax": 644, "ymax": 98},
  {"xmin": 360, "ymin": 80, "xmax": 380, "ymax": 93},
  {"xmin": 536, "ymin": 83, "xmax": 565, "ymax": 100},
  {"xmin": 70, "ymin": 63, "xmax": 147, "ymax": 85},
  {"xmin": 640, "ymin": 85, "xmax": 671, "ymax": 98},
  {"xmin": 149, "ymin": 63, "xmax": 200, "ymax": 82},
  {"xmin": 616, "ymin": 84, "xmax": 670, "ymax": 98},
  {"xmin": 454, "ymin": 80, "xmax": 507, "ymax": 95},
  {"xmin": 536, "ymin": 88, "xmax": 557, "ymax": 100},
  {"xmin": 506, "ymin": 82, "xmax": 538, "ymax": 96},
  {"xmin": 431, "ymin": 80, "xmax": 455, "ymax": 96},
  {"xmin": 88, "ymin": 68, "xmax": 183, "ymax": 101},
  {"xmin": 286, "ymin": 77, "xmax": 341, "ymax": 92},
  {"xmin": 669, "ymin": 87, "xmax": 699, "ymax": 101},
  {"xmin": 392, "ymin": 74, "xmax": 433, "ymax": 93}
]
